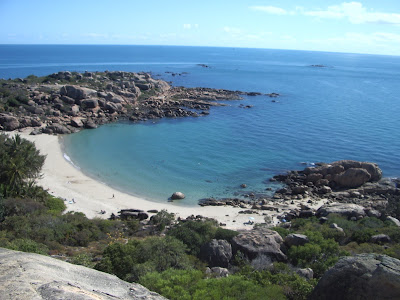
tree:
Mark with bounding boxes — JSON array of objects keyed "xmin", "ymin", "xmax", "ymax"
[{"xmin": 0, "ymin": 134, "xmax": 45, "ymax": 197}]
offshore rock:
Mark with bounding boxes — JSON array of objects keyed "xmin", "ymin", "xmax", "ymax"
[
  {"xmin": 171, "ymin": 192, "xmax": 185, "ymax": 200},
  {"xmin": 0, "ymin": 247, "xmax": 165, "ymax": 300},
  {"xmin": 310, "ymin": 254, "xmax": 400, "ymax": 300}
]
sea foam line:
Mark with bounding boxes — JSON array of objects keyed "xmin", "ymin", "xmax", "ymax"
[{"xmin": 63, "ymin": 153, "xmax": 80, "ymax": 170}]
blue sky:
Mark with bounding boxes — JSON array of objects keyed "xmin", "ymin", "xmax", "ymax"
[{"xmin": 1, "ymin": 0, "xmax": 400, "ymax": 55}]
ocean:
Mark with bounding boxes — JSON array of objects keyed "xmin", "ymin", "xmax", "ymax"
[{"xmin": 1, "ymin": 45, "xmax": 399, "ymax": 206}]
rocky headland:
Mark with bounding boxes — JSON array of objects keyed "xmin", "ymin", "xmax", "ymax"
[
  {"xmin": 200, "ymin": 160, "xmax": 400, "ymax": 226},
  {"xmin": 0, "ymin": 71, "xmax": 277, "ymax": 134}
]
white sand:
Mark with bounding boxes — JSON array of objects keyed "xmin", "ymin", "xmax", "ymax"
[{"xmin": 8, "ymin": 129, "xmax": 327, "ymax": 230}]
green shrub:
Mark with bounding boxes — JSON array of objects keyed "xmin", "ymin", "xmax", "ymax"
[
  {"xmin": 214, "ymin": 227, "xmax": 238, "ymax": 242},
  {"xmin": 95, "ymin": 236, "xmax": 193, "ymax": 281},
  {"xmin": 8, "ymin": 238, "xmax": 48, "ymax": 255},
  {"xmin": 140, "ymin": 269, "xmax": 286, "ymax": 300},
  {"xmin": 167, "ymin": 220, "xmax": 218, "ymax": 256},
  {"xmin": 287, "ymin": 230, "xmax": 348, "ymax": 278},
  {"xmin": 148, "ymin": 209, "xmax": 175, "ymax": 231},
  {"xmin": 44, "ymin": 196, "xmax": 66, "ymax": 214}
]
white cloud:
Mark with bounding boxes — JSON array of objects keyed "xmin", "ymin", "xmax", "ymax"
[
  {"xmin": 304, "ymin": 2, "xmax": 400, "ymax": 25},
  {"xmin": 250, "ymin": 2, "xmax": 400, "ymax": 25},
  {"xmin": 82, "ymin": 33, "xmax": 109, "ymax": 39},
  {"xmin": 223, "ymin": 26, "xmax": 243, "ymax": 34},
  {"xmin": 250, "ymin": 5, "xmax": 288, "ymax": 15},
  {"xmin": 183, "ymin": 24, "xmax": 199, "ymax": 30}
]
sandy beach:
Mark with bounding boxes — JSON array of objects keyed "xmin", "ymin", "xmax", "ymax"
[{"xmin": 8, "ymin": 129, "xmax": 327, "ymax": 230}]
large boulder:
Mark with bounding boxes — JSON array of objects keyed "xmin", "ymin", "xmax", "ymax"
[
  {"xmin": 200, "ymin": 239, "xmax": 233, "ymax": 268},
  {"xmin": 171, "ymin": 192, "xmax": 185, "ymax": 200},
  {"xmin": 70, "ymin": 117, "xmax": 84, "ymax": 128},
  {"xmin": 334, "ymin": 168, "xmax": 371, "ymax": 188},
  {"xmin": 105, "ymin": 101, "xmax": 122, "ymax": 113},
  {"xmin": 0, "ymin": 114, "xmax": 19, "ymax": 131},
  {"xmin": 231, "ymin": 228, "xmax": 287, "ymax": 263},
  {"xmin": 0, "ymin": 248, "xmax": 165, "ymax": 299},
  {"xmin": 316, "ymin": 203, "xmax": 366, "ymax": 219},
  {"xmin": 284, "ymin": 234, "xmax": 309, "ymax": 247},
  {"xmin": 60, "ymin": 85, "xmax": 97, "ymax": 100},
  {"xmin": 302, "ymin": 160, "xmax": 382, "ymax": 189},
  {"xmin": 106, "ymin": 93, "xmax": 125, "ymax": 104},
  {"xmin": 42, "ymin": 124, "xmax": 71, "ymax": 135},
  {"xmin": 310, "ymin": 254, "xmax": 400, "ymax": 300},
  {"xmin": 82, "ymin": 98, "xmax": 99, "ymax": 109},
  {"xmin": 361, "ymin": 162, "xmax": 383, "ymax": 182}
]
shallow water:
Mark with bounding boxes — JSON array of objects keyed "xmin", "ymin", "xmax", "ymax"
[{"xmin": 1, "ymin": 45, "xmax": 399, "ymax": 205}]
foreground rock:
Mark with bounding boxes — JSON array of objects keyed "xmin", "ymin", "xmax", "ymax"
[
  {"xmin": 310, "ymin": 253, "xmax": 400, "ymax": 300},
  {"xmin": 0, "ymin": 247, "xmax": 165, "ymax": 299}
]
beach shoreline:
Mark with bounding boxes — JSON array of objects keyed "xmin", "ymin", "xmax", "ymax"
[
  {"xmin": 7, "ymin": 129, "xmax": 279, "ymax": 230},
  {"xmin": 7, "ymin": 128, "xmax": 328, "ymax": 230}
]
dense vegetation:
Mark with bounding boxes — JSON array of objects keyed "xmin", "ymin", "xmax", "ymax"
[{"xmin": 1, "ymin": 133, "xmax": 399, "ymax": 299}]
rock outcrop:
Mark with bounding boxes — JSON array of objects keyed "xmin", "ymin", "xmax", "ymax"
[
  {"xmin": 0, "ymin": 247, "xmax": 165, "ymax": 299},
  {"xmin": 316, "ymin": 203, "xmax": 367, "ymax": 219},
  {"xmin": 310, "ymin": 254, "xmax": 400, "ymax": 300},
  {"xmin": 0, "ymin": 71, "xmax": 258, "ymax": 135},
  {"xmin": 200, "ymin": 239, "xmax": 233, "ymax": 268},
  {"xmin": 231, "ymin": 228, "xmax": 287, "ymax": 263}
]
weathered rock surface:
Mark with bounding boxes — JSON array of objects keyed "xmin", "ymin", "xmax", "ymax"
[
  {"xmin": 200, "ymin": 239, "xmax": 232, "ymax": 268},
  {"xmin": 284, "ymin": 233, "xmax": 309, "ymax": 247},
  {"xmin": 60, "ymin": 85, "xmax": 97, "ymax": 100},
  {"xmin": 334, "ymin": 167, "xmax": 371, "ymax": 188},
  {"xmin": 232, "ymin": 228, "xmax": 287, "ymax": 263},
  {"xmin": 205, "ymin": 267, "xmax": 230, "ymax": 278},
  {"xmin": 316, "ymin": 203, "xmax": 366, "ymax": 219},
  {"xmin": 0, "ymin": 247, "xmax": 165, "ymax": 300},
  {"xmin": 310, "ymin": 254, "xmax": 400, "ymax": 300},
  {"xmin": 0, "ymin": 113, "xmax": 20, "ymax": 130},
  {"xmin": 370, "ymin": 234, "xmax": 391, "ymax": 244}
]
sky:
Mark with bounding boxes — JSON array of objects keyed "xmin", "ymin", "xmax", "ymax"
[{"xmin": 1, "ymin": 0, "xmax": 400, "ymax": 55}]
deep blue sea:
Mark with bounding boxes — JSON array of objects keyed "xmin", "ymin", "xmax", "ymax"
[{"xmin": 1, "ymin": 45, "xmax": 399, "ymax": 206}]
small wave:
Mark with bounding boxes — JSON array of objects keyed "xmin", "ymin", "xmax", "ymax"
[{"xmin": 63, "ymin": 153, "xmax": 80, "ymax": 170}]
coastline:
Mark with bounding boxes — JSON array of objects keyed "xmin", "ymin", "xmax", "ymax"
[{"xmin": 9, "ymin": 129, "xmax": 294, "ymax": 230}]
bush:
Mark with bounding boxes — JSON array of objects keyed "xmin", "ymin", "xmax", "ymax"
[
  {"xmin": 287, "ymin": 231, "xmax": 348, "ymax": 278},
  {"xmin": 44, "ymin": 196, "xmax": 66, "ymax": 214},
  {"xmin": 95, "ymin": 236, "xmax": 193, "ymax": 281},
  {"xmin": 148, "ymin": 209, "xmax": 175, "ymax": 231},
  {"xmin": 8, "ymin": 238, "xmax": 48, "ymax": 255},
  {"xmin": 167, "ymin": 220, "xmax": 218, "ymax": 256},
  {"xmin": 140, "ymin": 268, "xmax": 286, "ymax": 300}
]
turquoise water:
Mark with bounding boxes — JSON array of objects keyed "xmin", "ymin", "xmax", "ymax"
[{"xmin": 1, "ymin": 45, "xmax": 399, "ymax": 205}]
